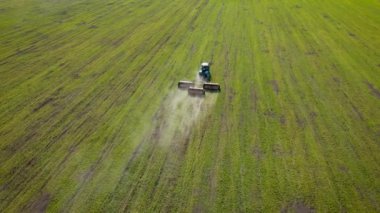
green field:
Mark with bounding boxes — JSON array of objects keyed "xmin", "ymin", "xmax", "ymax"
[{"xmin": 1, "ymin": 0, "xmax": 380, "ymax": 212}]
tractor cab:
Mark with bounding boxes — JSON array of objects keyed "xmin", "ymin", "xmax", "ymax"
[{"xmin": 199, "ymin": 62, "xmax": 211, "ymax": 81}]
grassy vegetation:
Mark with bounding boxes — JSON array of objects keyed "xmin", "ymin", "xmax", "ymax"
[{"xmin": 0, "ymin": 0, "xmax": 379, "ymax": 212}]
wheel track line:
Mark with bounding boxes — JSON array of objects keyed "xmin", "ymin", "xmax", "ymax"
[
  {"xmin": 104, "ymin": 60, "xmax": 176, "ymax": 211},
  {"xmin": 0, "ymin": 0, "xmax": 173, "ymax": 101},
  {"xmin": 60, "ymin": 22, "xmax": 185, "ymax": 206},
  {"xmin": 63, "ymin": 135, "xmax": 120, "ymax": 211},
  {"xmin": 0, "ymin": 11, "xmax": 182, "ymax": 192},
  {"xmin": 101, "ymin": 0, "xmax": 208, "ymax": 208},
  {"xmin": 127, "ymin": 2, "xmax": 218, "ymax": 206},
  {"xmin": 115, "ymin": 92, "xmax": 179, "ymax": 210},
  {"xmin": 0, "ymin": 0, "xmax": 155, "ymax": 61},
  {"xmin": 0, "ymin": 115, "xmax": 97, "ymax": 210},
  {"xmin": 290, "ymin": 4, "xmax": 380, "ymax": 193},
  {"xmin": 0, "ymin": 49, "xmax": 146, "ymax": 206}
]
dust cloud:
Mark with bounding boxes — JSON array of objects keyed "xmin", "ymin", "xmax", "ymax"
[{"xmin": 148, "ymin": 76, "xmax": 217, "ymax": 147}]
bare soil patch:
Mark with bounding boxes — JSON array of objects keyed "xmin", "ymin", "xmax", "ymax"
[
  {"xmin": 305, "ymin": 51, "xmax": 318, "ymax": 56},
  {"xmin": 348, "ymin": 32, "xmax": 356, "ymax": 38},
  {"xmin": 339, "ymin": 165, "xmax": 349, "ymax": 173},
  {"xmin": 33, "ymin": 98, "xmax": 54, "ymax": 112},
  {"xmin": 264, "ymin": 108, "xmax": 276, "ymax": 118},
  {"xmin": 309, "ymin": 111, "xmax": 318, "ymax": 121},
  {"xmin": 24, "ymin": 192, "xmax": 51, "ymax": 213},
  {"xmin": 295, "ymin": 113, "xmax": 306, "ymax": 128},
  {"xmin": 250, "ymin": 86, "xmax": 258, "ymax": 111},
  {"xmin": 281, "ymin": 201, "xmax": 315, "ymax": 213},
  {"xmin": 366, "ymin": 81, "xmax": 380, "ymax": 99},
  {"xmin": 192, "ymin": 203, "xmax": 204, "ymax": 213},
  {"xmin": 32, "ymin": 88, "xmax": 62, "ymax": 113},
  {"xmin": 332, "ymin": 76, "xmax": 341, "ymax": 85},
  {"xmin": 270, "ymin": 80, "xmax": 279, "ymax": 95},
  {"xmin": 252, "ymin": 145, "xmax": 263, "ymax": 160}
]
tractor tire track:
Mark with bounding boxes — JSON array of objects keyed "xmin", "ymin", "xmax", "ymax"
[{"xmin": 0, "ymin": 5, "xmax": 188, "ymax": 203}]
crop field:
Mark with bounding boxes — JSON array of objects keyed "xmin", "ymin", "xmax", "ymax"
[{"xmin": 1, "ymin": 0, "xmax": 380, "ymax": 212}]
